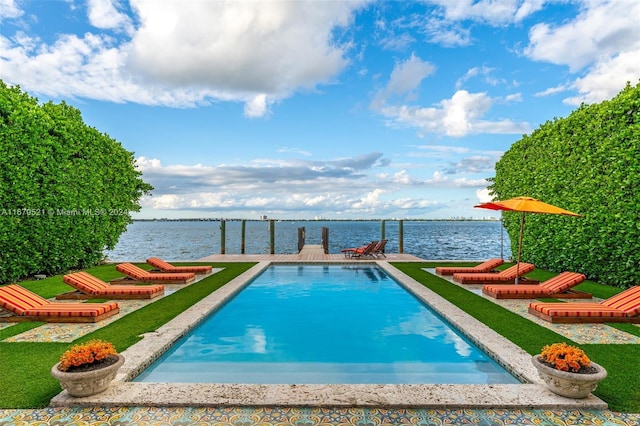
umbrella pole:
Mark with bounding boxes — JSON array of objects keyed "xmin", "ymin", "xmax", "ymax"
[
  {"xmin": 516, "ymin": 213, "xmax": 525, "ymax": 284},
  {"xmin": 500, "ymin": 212, "xmax": 504, "ymax": 260}
]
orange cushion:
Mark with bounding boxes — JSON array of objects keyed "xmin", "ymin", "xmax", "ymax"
[
  {"xmin": 116, "ymin": 263, "xmax": 149, "ymax": 280},
  {"xmin": 64, "ymin": 272, "xmax": 110, "ymax": 295},
  {"xmin": 601, "ymin": 286, "xmax": 640, "ymax": 315},
  {"xmin": 529, "ymin": 302, "xmax": 627, "ymax": 318},
  {"xmin": 0, "ymin": 284, "xmax": 118, "ymax": 318},
  {"xmin": 25, "ymin": 301, "xmax": 119, "ymax": 318},
  {"xmin": 65, "ymin": 272, "xmax": 163, "ymax": 296},
  {"xmin": 436, "ymin": 258, "xmax": 504, "ymax": 275},
  {"xmin": 147, "ymin": 257, "xmax": 212, "ymax": 274},
  {"xmin": 483, "ymin": 284, "xmax": 545, "ymax": 295},
  {"xmin": 117, "ymin": 263, "xmax": 194, "ymax": 281},
  {"xmin": 0, "ymin": 284, "xmax": 48, "ymax": 314},
  {"xmin": 98, "ymin": 285, "xmax": 164, "ymax": 297},
  {"xmin": 540, "ymin": 272, "xmax": 586, "ymax": 293},
  {"xmin": 454, "ymin": 263, "xmax": 535, "ymax": 282}
]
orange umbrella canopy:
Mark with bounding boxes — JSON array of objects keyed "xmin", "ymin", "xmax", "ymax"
[
  {"xmin": 474, "ymin": 196, "xmax": 581, "ymax": 216},
  {"xmin": 475, "ymin": 196, "xmax": 581, "ymax": 283}
]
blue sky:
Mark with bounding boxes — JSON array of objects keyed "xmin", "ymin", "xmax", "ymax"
[{"xmin": 1, "ymin": 1, "xmax": 639, "ymax": 220}]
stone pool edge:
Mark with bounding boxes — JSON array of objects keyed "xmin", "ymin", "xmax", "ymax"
[{"xmin": 50, "ymin": 261, "xmax": 608, "ymax": 409}]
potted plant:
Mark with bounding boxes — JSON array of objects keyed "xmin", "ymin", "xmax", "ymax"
[
  {"xmin": 531, "ymin": 342, "xmax": 607, "ymax": 398},
  {"xmin": 50, "ymin": 339, "xmax": 124, "ymax": 397}
]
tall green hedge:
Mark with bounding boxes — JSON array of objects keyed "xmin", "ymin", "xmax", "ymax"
[
  {"xmin": 0, "ymin": 81, "xmax": 153, "ymax": 283},
  {"xmin": 488, "ymin": 81, "xmax": 640, "ymax": 288}
]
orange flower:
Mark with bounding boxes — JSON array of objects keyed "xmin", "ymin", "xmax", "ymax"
[
  {"xmin": 540, "ymin": 342, "xmax": 591, "ymax": 373},
  {"xmin": 58, "ymin": 339, "xmax": 117, "ymax": 372}
]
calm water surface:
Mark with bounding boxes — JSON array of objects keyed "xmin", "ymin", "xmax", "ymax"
[
  {"xmin": 134, "ymin": 265, "xmax": 518, "ymax": 384},
  {"xmin": 105, "ymin": 220, "xmax": 510, "ymax": 261}
]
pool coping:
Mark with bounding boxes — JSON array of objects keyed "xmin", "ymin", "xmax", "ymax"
[{"xmin": 50, "ymin": 261, "xmax": 608, "ymax": 409}]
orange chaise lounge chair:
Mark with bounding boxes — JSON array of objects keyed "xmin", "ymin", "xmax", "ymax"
[
  {"xmin": 482, "ymin": 271, "xmax": 590, "ymax": 299},
  {"xmin": 0, "ymin": 284, "xmax": 119, "ymax": 323},
  {"xmin": 114, "ymin": 263, "xmax": 195, "ymax": 284},
  {"xmin": 453, "ymin": 262, "xmax": 536, "ymax": 284},
  {"xmin": 147, "ymin": 257, "xmax": 213, "ymax": 275},
  {"xmin": 528, "ymin": 286, "xmax": 640, "ymax": 323},
  {"xmin": 436, "ymin": 258, "xmax": 504, "ymax": 276},
  {"xmin": 341, "ymin": 241, "xmax": 378, "ymax": 258},
  {"xmin": 58, "ymin": 271, "xmax": 164, "ymax": 300}
]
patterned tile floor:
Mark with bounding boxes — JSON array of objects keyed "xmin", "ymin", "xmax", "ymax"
[
  {"xmin": 2, "ymin": 406, "xmax": 639, "ymax": 425},
  {"xmin": 2, "ymin": 265, "xmax": 639, "ymax": 424}
]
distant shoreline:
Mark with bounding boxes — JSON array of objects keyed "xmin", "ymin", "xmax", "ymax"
[{"xmin": 133, "ymin": 218, "xmax": 501, "ymax": 222}]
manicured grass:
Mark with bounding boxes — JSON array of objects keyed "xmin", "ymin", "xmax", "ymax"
[
  {"xmin": 0, "ymin": 262, "xmax": 256, "ymax": 408},
  {"xmin": 391, "ymin": 262, "xmax": 640, "ymax": 413},
  {"xmin": 1, "ymin": 261, "xmax": 638, "ymax": 412}
]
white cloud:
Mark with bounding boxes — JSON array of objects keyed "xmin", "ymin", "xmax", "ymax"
[
  {"xmin": 422, "ymin": 17, "xmax": 472, "ymax": 47},
  {"xmin": 525, "ymin": 1, "xmax": 640, "ymax": 71},
  {"xmin": 524, "ymin": 0, "xmax": 640, "ymax": 104},
  {"xmin": 427, "ymin": 0, "xmax": 545, "ymax": 25},
  {"xmin": 476, "ymin": 187, "xmax": 493, "ymax": 203},
  {"xmin": 352, "ymin": 189, "xmax": 384, "ymax": 209},
  {"xmin": 565, "ymin": 49, "xmax": 640, "ymax": 105},
  {"xmin": 387, "ymin": 54, "xmax": 436, "ymax": 97},
  {"xmin": 372, "ymin": 54, "xmax": 435, "ymax": 108},
  {"xmin": 87, "ymin": 0, "xmax": 133, "ymax": 33},
  {"xmin": 134, "ymin": 154, "xmax": 475, "ymax": 217},
  {"xmin": 0, "ymin": 0, "xmax": 21, "ymax": 21},
  {"xmin": 126, "ymin": 0, "xmax": 365, "ymax": 111},
  {"xmin": 504, "ymin": 93, "xmax": 522, "ymax": 102},
  {"xmin": 243, "ymin": 94, "xmax": 269, "ymax": 118},
  {"xmin": 0, "ymin": 0, "xmax": 368, "ymax": 115},
  {"xmin": 534, "ymin": 84, "xmax": 568, "ymax": 97},
  {"xmin": 378, "ymin": 90, "xmax": 531, "ymax": 137}
]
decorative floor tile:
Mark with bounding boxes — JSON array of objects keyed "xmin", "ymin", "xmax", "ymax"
[{"xmin": 1, "ymin": 407, "xmax": 639, "ymax": 425}]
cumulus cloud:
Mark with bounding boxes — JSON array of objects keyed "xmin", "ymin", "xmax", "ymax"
[
  {"xmin": 0, "ymin": 0, "xmax": 367, "ymax": 115},
  {"xmin": 565, "ymin": 49, "xmax": 640, "ymax": 105},
  {"xmin": 0, "ymin": 0, "xmax": 21, "ymax": 21},
  {"xmin": 135, "ymin": 153, "xmax": 479, "ymax": 217},
  {"xmin": 476, "ymin": 187, "xmax": 494, "ymax": 203},
  {"xmin": 525, "ymin": 1, "xmax": 639, "ymax": 71},
  {"xmin": 524, "ymin": 0, "xmax": 640, "ymax": 104},
  {"xmin": 88, "ymin": 0, "xmax": 133, "ymax": 33},
  {"xmin": 377, "ymin": 90, "xmax": 531, "ymax": 137}
]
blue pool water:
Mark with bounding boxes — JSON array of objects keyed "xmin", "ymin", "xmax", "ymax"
[{"xmin": 134, "ymin": 265, "xmax": 519, "ymax": 384}]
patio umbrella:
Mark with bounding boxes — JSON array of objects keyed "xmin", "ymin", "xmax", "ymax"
[{"xmin": 474, "ymin": 196, "xmax": 581, "ymax": 283}]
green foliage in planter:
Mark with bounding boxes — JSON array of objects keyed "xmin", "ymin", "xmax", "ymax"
[
  {"xmin": 0, "ymin": 81, "xmax": 153, "ymax": 283},
  {"xmin": 488, "ymin": 81, "xmax": 640, "ymax": 288}
]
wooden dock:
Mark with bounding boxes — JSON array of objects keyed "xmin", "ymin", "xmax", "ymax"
[{"xmin": 198, "ymin": 245, "xmax": 424, "ymax": 262}]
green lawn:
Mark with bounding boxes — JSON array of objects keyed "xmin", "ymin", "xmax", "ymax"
[
  {"xmin": 391, "ymin": 262, "xmax": 640, "ymax": 413},
  {"xmin": 0, "ymin": 261, "xmax": 638, "ymax": 412},
  {"xmin": 0, "ymin": 262, "xmax": 256, "ymax": 408}
]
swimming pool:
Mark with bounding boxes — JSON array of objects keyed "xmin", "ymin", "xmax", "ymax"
[{"xmin": 134, "ymin": 264, "xmax": 519, "ymax": 384}]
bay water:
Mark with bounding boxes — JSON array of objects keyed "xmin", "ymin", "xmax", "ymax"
[{"xmin": 105, "ymin": 220, "xmax": 511, "ymax": 262}]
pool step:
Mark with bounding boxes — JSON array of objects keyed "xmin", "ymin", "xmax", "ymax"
[{"xmin": 134, "ymin": 361, "xmax": 519, "ymax": 384}]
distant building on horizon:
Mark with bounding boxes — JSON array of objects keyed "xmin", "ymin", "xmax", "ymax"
[{"xmin": 260, "ymin": 214, "xmax": 268, "ymax": 220}]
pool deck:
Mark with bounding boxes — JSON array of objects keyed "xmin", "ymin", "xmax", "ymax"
[{"xmin": 3, "ymin": 252, "xmax": 640, "ymax": 425}]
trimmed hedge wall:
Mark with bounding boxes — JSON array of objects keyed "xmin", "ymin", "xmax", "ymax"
[
  {"xmin": 0, "ymin": 81, "xmax": 153, "ymax": 283},
  {"xmin": 488, "ymin": 81, "xmax": 640, "ymax": 288}
]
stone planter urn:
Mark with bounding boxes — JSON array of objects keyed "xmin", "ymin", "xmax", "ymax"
[
  {"xmin": 532, "ymin": 354, "xmax": 607, "ymax": 398},
  {"xmin": 51, "ymin": 354, "xmax": 125, "ymax": 397}
]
